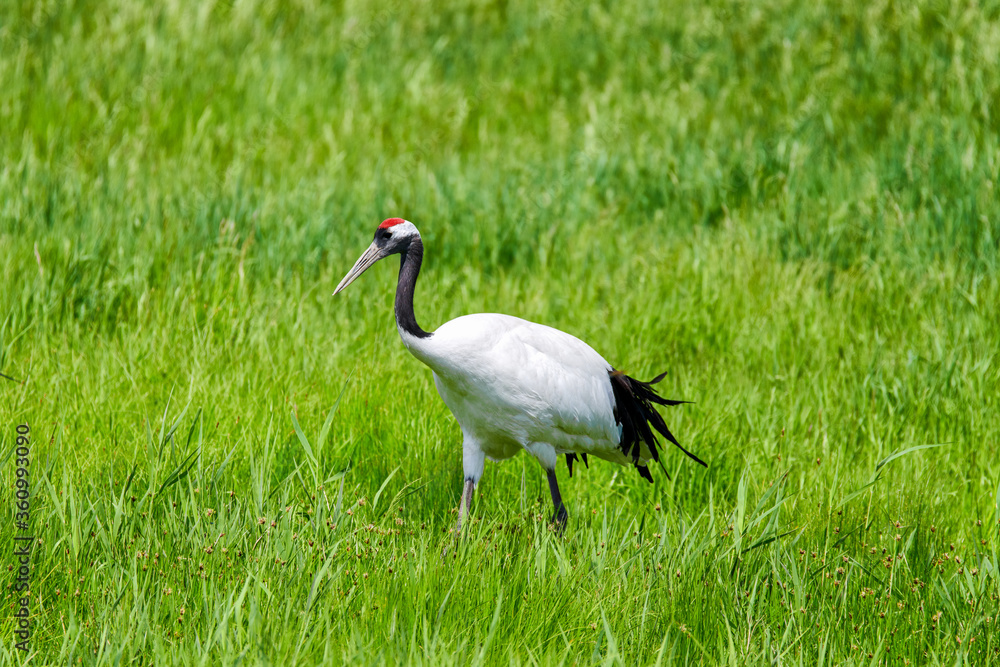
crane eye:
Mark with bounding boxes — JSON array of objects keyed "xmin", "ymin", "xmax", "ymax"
[{"xmin": 383, "ymin": 232, "xmax": 393, "ymax": 240}]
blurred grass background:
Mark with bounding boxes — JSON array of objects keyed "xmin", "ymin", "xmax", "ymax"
[{"xmin": 1, "ymin": 0, "xmax": 999, "ymax": 663}]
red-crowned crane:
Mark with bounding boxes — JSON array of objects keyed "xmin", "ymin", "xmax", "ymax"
[{"xmin": 335, "ymin": 218, "xmax": 706, "ymax": 533}]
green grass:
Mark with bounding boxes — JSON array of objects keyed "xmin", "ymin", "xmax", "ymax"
[{"xmin": 2, "ymin": 0, "xmax": 999, "ymax": 663}]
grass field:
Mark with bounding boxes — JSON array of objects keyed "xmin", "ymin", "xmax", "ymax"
[{"xmin": 2, "ymin": 0, "xmax": 1000, "ymax": 663}]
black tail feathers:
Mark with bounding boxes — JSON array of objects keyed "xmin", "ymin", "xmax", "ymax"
[
  {"xmin": 608, "ymin": 369, "xmax": 706, "ymax": 482},
  {"xmin": 565, "ymin": 452, "xmax": 589, "ymax": 477}
]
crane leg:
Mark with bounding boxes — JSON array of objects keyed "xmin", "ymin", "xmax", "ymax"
[
  {"xmin": 546, "ymin": 469, "xmax": 568, "ymax": 534},
  {"xmin": 456, "ymin": 478, "xmax": 475, "ymax": 534}
]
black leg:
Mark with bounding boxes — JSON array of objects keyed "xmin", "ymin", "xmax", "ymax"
[
  {"xmin": 546, "ymin": 468, "xmax": 568, "ymax": 533},
  {"xmin": 444, "ymin": 478, "xmax": 476, "ymax": 558},
  {"xmin": 456, "ymin": 478, "xmax": 475, "ymax": 534}
]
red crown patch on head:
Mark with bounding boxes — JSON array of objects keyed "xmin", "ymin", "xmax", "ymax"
[{"xmin": 378, "ymin": 217, "xmax": 406, "ymax": 229}]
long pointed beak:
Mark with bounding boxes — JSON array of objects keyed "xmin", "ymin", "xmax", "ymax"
[{"xmin": 334, "ymin": 242, "xmax": 383, "ymax": 295}]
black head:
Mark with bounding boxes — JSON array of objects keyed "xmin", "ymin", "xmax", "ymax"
[{"xmin": 334, "ymin": 218, "xmax": 422, "ymax": 295}]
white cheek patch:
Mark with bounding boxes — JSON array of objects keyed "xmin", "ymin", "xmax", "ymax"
[{"xmin": 391, "ymin": 221, "xmax": 419, "ymax": 240}]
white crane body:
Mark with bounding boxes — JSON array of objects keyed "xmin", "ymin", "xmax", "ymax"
[{"xmin": 401, "ymin": 313, "xmax": 629, "ymax": 480}]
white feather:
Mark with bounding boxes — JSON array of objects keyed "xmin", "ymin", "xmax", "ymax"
[{"xmin": 399, "ymin": 313, "xmax": 632, "ymax": 482}]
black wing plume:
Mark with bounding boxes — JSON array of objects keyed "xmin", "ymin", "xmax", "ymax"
[{"xmin": 609, "ymin": 369, "xmax": 707, "ymax": 483}]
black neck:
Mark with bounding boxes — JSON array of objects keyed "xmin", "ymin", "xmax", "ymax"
[{"xmin": 395, "ymin": 238, "xmax": 432, "ymax": 339}]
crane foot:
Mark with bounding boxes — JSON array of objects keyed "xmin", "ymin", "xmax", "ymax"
[{"xmin": 550, "ymin": 503, "xmax": 568, "ymax": 536}]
